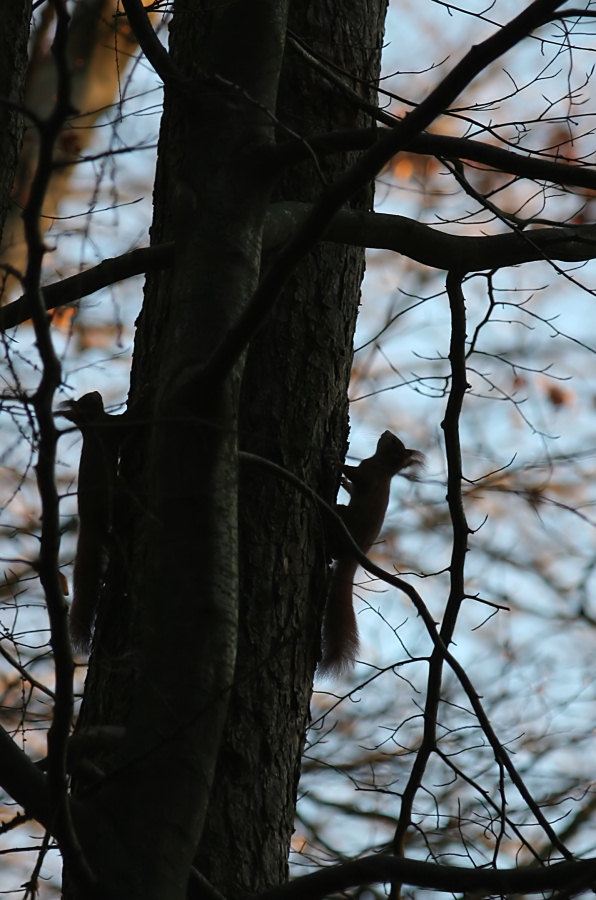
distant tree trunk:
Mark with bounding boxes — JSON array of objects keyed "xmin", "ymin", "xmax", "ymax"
[
  {"xmin": 0, "ymin": 0, "xmax": 149, "ymax": 299},
  {"xmin": 0, "ymin": 1, "xmax": 31, "ymax": 252},
  {"xmin": 67, "ymin": 1, "xmax": 387, "ymax": 897}
]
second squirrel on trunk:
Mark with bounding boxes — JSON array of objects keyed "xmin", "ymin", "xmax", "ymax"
[
  {"xmin": 61, "ymin": 392, "xmax": 123, "ymax": 651},
  {"xmin": 319, "ymin": 431, "xmax": 422, "ymax": 676}
]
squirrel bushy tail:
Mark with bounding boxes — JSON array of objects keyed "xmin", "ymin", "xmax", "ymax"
[
  {"xmin": 70, "ymin": 535, "xmax": 108, "ymax": 650},
  {"xmin": 319, "ymin": 558, "xmax": 359, "ymax": 675}
]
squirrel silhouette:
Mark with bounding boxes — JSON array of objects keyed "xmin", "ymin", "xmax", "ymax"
[
  {"xmin": 61, "ymin": 392, "xmax": 120, "ymax": 651},
  {"xmin": 319, "ymin": 431, "xmax": 422, "ymax": 675}
]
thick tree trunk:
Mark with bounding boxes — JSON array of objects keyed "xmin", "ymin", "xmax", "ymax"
[
  {"xmin": 67, "ymin": 1, "xmax": 388, "ymax": 897},
  {"xmin": 193, "ymin": 3, "xmax": 388, "ymax": 895}
]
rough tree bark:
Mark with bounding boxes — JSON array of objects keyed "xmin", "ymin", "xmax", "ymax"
[{"xmin": 194, "ymin": 2, "xmax": 388, "ymax": 893}]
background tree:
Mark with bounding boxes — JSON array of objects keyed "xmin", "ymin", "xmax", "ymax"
[{"xmin": 2, "ymin": 1, "xmax": 596, "ymax": 898}]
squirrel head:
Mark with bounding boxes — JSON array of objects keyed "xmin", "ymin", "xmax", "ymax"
[
  {"xmin": 59, "ymin": 391, "xmax": 105, "ymax": 427},
  {"xmin": 376, "ymin": 430, "xmax": 424, "ymax": 475}
]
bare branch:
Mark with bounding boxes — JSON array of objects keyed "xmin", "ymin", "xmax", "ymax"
[
  {"xmin": 3, "ymin": 208, "xmax": 595, "ymax": 334},
  {"xmin": 19, "ymin": 0, "xmax": 96, "ymax": 891},
  {"xmin": 392, "ymin": 272, "xmax": 472, "ymax": 868},
  {"xmin": 255, "ymin": 853, "xmax": 596, "ymax": 900},
  {"xmin": 0, "ymin": 242, "xmax": 173, "ymax": 331},
  {"xmin": 120, "ymin": 0, "xmax": 184, "ymax": 86},
  {"xmin": 0, "ymin": 725, "xmax": 51, "ymax": 829},
  {"xmin": 272, "ymin": 128, "xmax": 596, "ymax": 192}
]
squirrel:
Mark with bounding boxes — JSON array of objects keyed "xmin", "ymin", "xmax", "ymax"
[
  {"xmin": 60, "ymin": 392, "xmax": 124, "ymax": 651},
  {"xmin": 319, "ymin": 431, "xmax": 422, "ymax": 676}
]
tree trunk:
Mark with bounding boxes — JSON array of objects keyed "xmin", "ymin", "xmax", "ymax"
[
  {"xmin": 194, "ymin": 3, "xmax": 388, "ymax": 894},
  {"xmin": 67, "ymin": 1, "xmax": 388, "ymax": 897}
]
